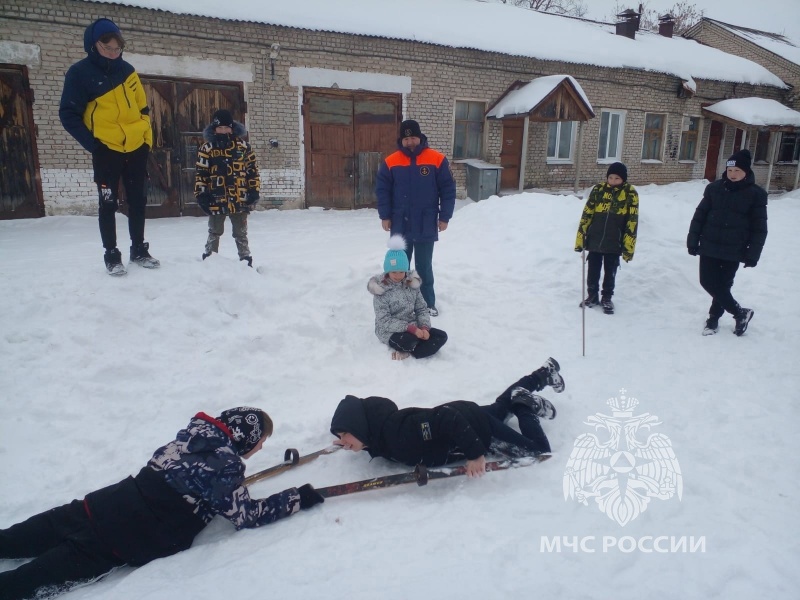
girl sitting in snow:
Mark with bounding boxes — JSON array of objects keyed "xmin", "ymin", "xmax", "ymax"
[{"xmin": 368, "ymin": 235, "xmax": 448, "ymax": 360}]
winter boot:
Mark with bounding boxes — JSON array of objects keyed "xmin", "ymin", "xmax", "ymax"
[
  {"xmin": 601, "ymin": 296, "xmax": 615, "ymax": 314},
  {"xmin": 104, "ymin": 248, "xmax": 127, "ymax": 276},
  {"xmin": 202, "ymin": 252, "xmax": 212, "ymax": 260},
  {"xmin": 429, "ymin": 306, "xmax": 439, "ymax": 317},
  {"xmin": 510, "ymin": 388, "xmax": 557, "ymax": 420},
  {"xmin": 130, "ymin": 242, "xmax": 160, "ymax": 269},
  {"xmin": 240, "ymin": 256, "xmax": 253, "ymax": 268},
  {"xmin": 734, "ymin": 308, "xmax": 754, "ymax": 337},
  {"xmin": 531, "ymin": 357, "xmax": 565, "ymax": 393},
  {"xmin": 702, "ymin": 316, "xmax": 719, "ymax": 336},
  {"xmin": 580, "ymin": 292, "xmax": 599, "ymax": 308}
]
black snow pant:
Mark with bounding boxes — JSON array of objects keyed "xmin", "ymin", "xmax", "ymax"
[
  {"xmin": 480, "ymin": 371, "xmax": 551, "ymax": 455},
  {"xmin": 93, "ymin": 143, "xmax": 150, "ymax": 251},
  {"xmin": 388, "ymin": 328, "xmax": 448, "ymax": 359},
  {"xmin": 0, "ymin": 499, "xmax": 124, "ymax": 600},
  {"xmin": 699, "ymin": 256, "xmax": 741, "ymax": 317},
  {"xmin": 586, "ymin": 251, "xmax": 620, "ymax": 298}
]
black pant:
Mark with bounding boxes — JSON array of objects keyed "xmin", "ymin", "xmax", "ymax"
[
  {"xmin": 480, "ymin": 372, "xmax": 551, "ymax": 455},
  {"xmin": 388, "ymin": 328, "xmax": 448, "ymax": 358},
  {"xmin": 586, "ymin": 251, "xmax": 620, "ymax": 298},
  {"xmin": 93, "ymin": 144, "xmax": 150, "ymax": 251},
  {"xmin": 699, "ymin": 256, "xmax": 741, "ymax": 317},
  {"xmin": 0, "ymin": 500, "xmax": 124, "ymax": 600}
]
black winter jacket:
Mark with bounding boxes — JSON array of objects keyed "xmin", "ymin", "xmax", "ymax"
[
  {"xmin": 330, "ymin": 395, "xmax": 491, "ymax": 467},
  {"xmin": 687, "ymin": 172, "xmax": 768, "ymax": 264}
]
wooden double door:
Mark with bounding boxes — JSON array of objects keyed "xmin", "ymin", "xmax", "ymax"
[
  {"xmin": 140, "ymin": 77, "xmax": 245, "ymax": 217},
  {"xmin": 0, "ymin": 65, "xmax": 44, "ymax": 219},
  {"xmin": 303, "ymin": 89, "xmax": 401, "ymax": 209}
]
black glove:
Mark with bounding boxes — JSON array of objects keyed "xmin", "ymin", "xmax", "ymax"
[
  {"xmin": 246, "ymin": 190, "xmax": 260, "ymax": 205},
  {"xmin": 196, "ymin": 192, "xmax": 214, "ymax": 215},
  {"xmin": 744, "ymin": 260, "xmax": 757, "ymax": 268},
  {"xmin": 297, "ymin": 483, "xmax": 324, "ymax": 510},
  {"xmin": 687, "ymin": 246, "xmax": 699, "ymax": 256}
]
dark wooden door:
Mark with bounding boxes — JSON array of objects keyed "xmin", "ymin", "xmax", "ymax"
[
  {"xmin": 500, "ymin": 118, "xmax": 524, "ymax": 190},
  {"xmin": 0, "ymin": 65, "xmax": 44, "ymax": 219},
  {"xmin": 140, "ymin": 77, "xmax": 244, "ymax": 217},
  {"xmin": 704, "ymin": 120, "xmax": 723, "ymax": 181},
  {"xmin": 304, "ymin": 89, "xmax": 399, "ymax": 209}
]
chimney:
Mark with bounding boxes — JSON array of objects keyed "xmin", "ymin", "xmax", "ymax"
[
  {"xmin": 615, "ymin": 8, "xmax": 640, "ymax": 40},
  {"xmin": 659, "ymin": 13, "xmax": 675, "ymax": 38}
]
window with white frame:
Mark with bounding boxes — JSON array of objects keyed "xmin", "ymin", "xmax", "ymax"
[
  {"xmin": 547, "ymin": 121, "xmax": 576, "ymax": 161},
  {"xmin": 642, "ymin": 113, "xmax": 667, "ymax": 161},
  {"xmin": 453, "ymin": 100, "xmax": 485, "ymax": 159},
  {"xmin": 678, "ymin": 116, "xmax": 701, "ymax": 161},
  {"xmin": 777, "ymin": 132, "xmax": 800, "ymax": 163},
  {"xmin": 597, "ymin": 110, "xmax": 625, "ymax": 161}
]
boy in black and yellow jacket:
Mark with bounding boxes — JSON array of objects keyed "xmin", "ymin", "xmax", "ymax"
[
  {"xmin": 59, "ymin": 18, "xmax": 159, "ymax": 275},
  {"xmin": 574, "ymin": 162, "xmax": 639, "ymax": 314}
]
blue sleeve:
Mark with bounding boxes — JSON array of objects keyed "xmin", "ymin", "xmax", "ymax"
[
  {"xmin": 437, "ymin": 157, "xmax": 456, "ymax": 222},
  {"xmin": 59, "ymin": 65, "xmax": 97, "ymax": 153},
  {"xmin": 376, "ymin": 161, "xmax": 393, "ymax": 220}
]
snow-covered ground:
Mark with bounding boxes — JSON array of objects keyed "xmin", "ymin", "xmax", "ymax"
[{"xmin": 1, "ymin": 181, "xmax": 798, "ymax": 599}]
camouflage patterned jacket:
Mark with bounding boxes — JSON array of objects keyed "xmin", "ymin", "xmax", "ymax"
[
  {"xmin": 148, "ymin": 413, "xmax": 300, "ymax": 529},
  {"xmin": 575, "ymin": 182, "xmax": 639, "ymax": 261},
  {"xmin": 368, "ymin": 271, "xmax": 430, "ymax": 345}
]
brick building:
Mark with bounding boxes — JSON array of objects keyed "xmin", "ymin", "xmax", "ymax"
[{"xmin": 0, "ymin": 0, "xmax": 796, "ymax": 219}]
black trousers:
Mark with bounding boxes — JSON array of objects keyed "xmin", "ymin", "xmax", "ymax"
[
  {"xmin": 93, "ymin": 144, "xmax": 150, "ymax": 251},
  {"xmin": 699, "ymin": 256, "xmax": 741, "ymax": 317},
  {"xmin": 586, "ymin": 251, "xmax": 620, "ymax": 298},
  {"xmin": 480, "ymin": 372, "xmax": 551, "ymax": 455},
  {"xmin": 0, "ymin": 499, "xmax": 124, "ymax": 600},
  {"xmin": 388, "ymin": 328, "xmax": 448, "ymax": 359}
]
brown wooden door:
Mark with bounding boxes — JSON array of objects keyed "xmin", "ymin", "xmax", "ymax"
[
  {"xmin": 0, "ymin": 65, "xmax": 44, "ymax": 219},
  {"xmin": 704, "ymin": 120, "xmax": 723, "ymax": 181},
  {"xmin": 304, "ymin": 89, "xmax": 399, "ymax": 209},
  {"xmin": 500, "ymin": 118, "xmax": 524, "ymax": 190},
  {"xmin": 140, "ymin": 77, "xmax": 244, "ymax": 217}
]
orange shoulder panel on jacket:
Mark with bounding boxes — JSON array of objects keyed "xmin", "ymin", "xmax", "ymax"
[
  {"xmin": 417, "ymin": 148, "xmax": 446, "ymax": 168},
  {"xmin": 385, "ymin": 151, "xmax": 411, "ymax": 169}
]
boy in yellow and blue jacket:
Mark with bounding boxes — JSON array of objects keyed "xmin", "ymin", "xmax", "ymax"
[{"xmin": 574, "ymin": 162, "xmax": 639, "ymax": 314}]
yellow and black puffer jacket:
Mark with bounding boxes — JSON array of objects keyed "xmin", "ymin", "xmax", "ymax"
[
  {"xmin": 194, "ymin": 121, "xmax": 261, "ymax": 215},
  {"xmin": 59, "ymin": 20, "xmax": 152, "ymax": 154},
  {"xmin": 575, "ymin": 182, "xmax": 639, "ymax": 261}
]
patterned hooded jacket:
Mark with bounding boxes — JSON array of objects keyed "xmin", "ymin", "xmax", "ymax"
[
  {"xmin": 575, "ymin": 182, "xmax": 639, "ymax": 260},
  {"xmin": 59, "ymin": 19, "xmax": 152, "ymax": 154},
  {"xmin": 367, "ymin": 271, "xmax": 431, "ymax": 344},
  {"xmin": 82, "ymin": 413, "xmax": 299, "ymax": 566},
  {"xmin": 194, "ymin": 121, "xmax": 261, "ymax": 215}
]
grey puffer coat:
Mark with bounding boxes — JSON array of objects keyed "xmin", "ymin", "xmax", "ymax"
[{"xmin": 368, "ymin": 271, "xmax": 430, "ymax": 344}]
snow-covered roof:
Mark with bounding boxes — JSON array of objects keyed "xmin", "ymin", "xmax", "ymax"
[
  {"xmin": 486, "ymin": 75, "xmax": 592, "ymax": 119},
  {"xmin": 703, "ymin": 97, "xmax": 800, "ymax": 129},
  {"xmin": 704, "ymin": 18, "xmax": 800, "ymax": 69},
  {"xmin": 89, "ymin": 0, "xmax": 788, "ymax": 89}
]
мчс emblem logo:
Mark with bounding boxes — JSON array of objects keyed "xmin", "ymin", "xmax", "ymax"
[
  {"xmin": 563, "ymin": 390, "xmax": 682, "ymax": 526},
  {"xmin": 419, "ymin": 166, "xmax": 430, "ymax": 176}
]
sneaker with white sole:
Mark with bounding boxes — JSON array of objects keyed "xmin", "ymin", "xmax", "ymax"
[
  {"xmin": 428, "ymin": 306, "xmax": 439, "ymax": 317},
  {"xmin": 510, "ymin": 388, "xmax": 557, "ymax": 420},
  {"xmin": 734, "ymin": 308, "xmax": 754, "ymax": 336},
  {"xmin": 104, "ymin": 248, "xmax": 127, "ymax": 276},
  {"xmin": 130, "ymin": 242, "xmax": 160, "ymax": 269}
]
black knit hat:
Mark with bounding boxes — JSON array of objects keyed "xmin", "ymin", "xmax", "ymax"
[
  {"xmin": 211, "ymin": 109, "xmax": 234, "ymax": 128},
  {"xmin": 399, "ymin": 119, "xmax": 423, "ymax": 139},
  {"xmin": 218, "ymin": 407, "xmax": 272, "ymax": 455},
  {"xmin": 606, "ymin": 162, "xmax": 628, "ymax": 183},
  {"xmin": 726, "ymin": 149, "xmax": 752, "ymax": 173}
]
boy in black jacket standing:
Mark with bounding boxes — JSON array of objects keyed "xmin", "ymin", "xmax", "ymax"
[
  {"xmin": 687, "ymin": 149, "xmax": 768, "ymax": 336},
  {"xmin": 330, "ymin": 358, "xmax": 564, "ymax": 478}
]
